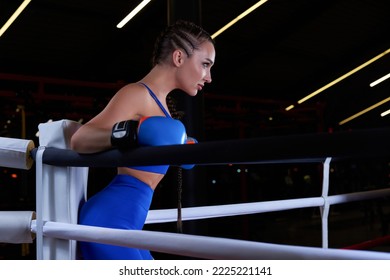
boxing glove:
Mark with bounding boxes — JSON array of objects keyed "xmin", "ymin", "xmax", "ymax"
[
  {"xmin": 111, "ymin": 116, "xmax": 186, "ymax": 148},
  {"xmin": 111, "ymin": 120, "xmax": 138, "ymax": 148},
  {"xmin": 180, "ymin": 137, "xmax": 197, "ymax": 169},
  {"xmin": 138, "ymin": 116, "xmax": 186, "ymax": 146}
]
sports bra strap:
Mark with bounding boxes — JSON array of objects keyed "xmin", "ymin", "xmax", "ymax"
[{"xmin": 139, "ymin": 83, "xmax": 171, "ymax": 118}]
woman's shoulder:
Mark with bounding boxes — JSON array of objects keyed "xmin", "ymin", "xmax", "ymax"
[
  {"xmin": 110, "ymin": 82, "xmax": 149, "ymax": 103},
  {"xmin": 116, "ymin": 82, "xmax": 147, "ymax": 96}
]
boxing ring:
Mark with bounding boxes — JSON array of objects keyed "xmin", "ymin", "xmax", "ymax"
[{"xmin": 1, "ymin": 120, "xmax": 390, "ymax": 259}]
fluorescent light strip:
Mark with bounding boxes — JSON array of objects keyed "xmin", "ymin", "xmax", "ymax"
[
  {"xmin": 285, "ymin": 105, "xmax": 294, "ymax": 111},
  {"xmin": 370, "ymin": 73, "xmax": 390, "ymax": 87},
  {"xmin": 211, "ymin": 0, "xmax": 268, "ymax": 39},
  {"xmin": 117, "ymin": 0, "xmax": 152, "ymax": 28},
  {"xmin": 285, "ymin": 51, "xmax": 390, "ymax": 111},
  {"xmin": 381, "ymin": 109, "xmax": 390, "ymax": 117},
  {"xmin": 0, "ymin": 0, "xmax": 31, "ymax": 38},
  {"xmin": 339, "ymin": 97, "xmax": 390, "ymax": 125},
  {"xmin": 297, "ymin": 48, "xmax": 390, "ymax": 105}
]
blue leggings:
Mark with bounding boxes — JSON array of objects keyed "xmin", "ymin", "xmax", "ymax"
[{"xmin": 78, "ymin": 174, "xmax": 154, "ymax": 260}]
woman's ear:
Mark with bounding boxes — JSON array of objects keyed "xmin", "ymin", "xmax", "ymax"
[{"xmin": 172, "ymin": 49, "xmax": 184, "ymax": 67}]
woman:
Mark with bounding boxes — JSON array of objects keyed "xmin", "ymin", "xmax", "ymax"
[{"xmin": 70, "ymin": 20, "xmax": 215, "ymax": 260}]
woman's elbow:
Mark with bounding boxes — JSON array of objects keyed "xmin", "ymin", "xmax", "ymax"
[
  {"xmin": 70, "ymin": 129, "xmax": 89, "ymax": 152},
  {"xmin": 70, "ymin": 132, "xmax": 81, "ymax": 151}
]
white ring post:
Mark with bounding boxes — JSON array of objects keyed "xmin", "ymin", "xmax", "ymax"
[
  {"xmin": 320, "ymin": 157, "xmax": 332, "ymax": 248},
  {"xmin": 35, "ymin": 119, "xmax": 88, "ymax": 260}
]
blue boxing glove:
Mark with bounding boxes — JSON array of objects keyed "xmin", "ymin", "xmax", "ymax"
[
  {"xmin": 180, "ymin": 137, "xmax": 197, "ymax": 169},
  {"xmin": 137, "ymin": 116, "xmax": 186, "ymax": 146},
  {"xmin": 111, "ymin": 116, "xmax": 186, "ymax": 148}
]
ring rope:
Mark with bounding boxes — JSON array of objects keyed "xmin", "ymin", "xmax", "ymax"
[
  {"xmin": 145, "ymin": 188, "xmax": 390, "ymax": 224},
  {"xmin": 29, "ymin": 220, "xmax": 390, "ymax": 260},
  {"xmin": 30, "ymin": 127, "xmax": 390, "ymax": 167}
]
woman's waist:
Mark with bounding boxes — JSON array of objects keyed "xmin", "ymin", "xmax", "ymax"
[{"xmin": 117, "ymin": 167, "xmax": 164, "ymax": 190}]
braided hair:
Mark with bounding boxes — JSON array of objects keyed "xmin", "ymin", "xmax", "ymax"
[
  {"xmin": 166, "ymin": 95, "xmax": 185, "ymax": 233},
  {"xmin": 153, "ymin": 20, "xmax": 213, "ymax": 233},
  {"xmin": 152, "ymin": 20, "xmax": 214, "ymax": 67}
]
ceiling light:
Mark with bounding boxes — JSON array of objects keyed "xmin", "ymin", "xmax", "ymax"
[
  {"xmin": 117, "ymin": 0, "xmax": 152, "ymax": 28},
  {"xmin": 0, "ymin": 0, "xmax": 31, "ymax": 38},
  {"xmin": 296, "ymin": 48, "xmax": 390, "ymax": 105},
  {"xmin": 285, "ymin": 105, "xmax": 295, "ymax": 111},
  {"xmin": 380, "ymin": 109, "xmax": 390, "ymax": 117},
  {"xmin": 211, "ymin": 0, "xmax": 268, "ymax": 39},
  {"xmin": 370, "ymin": 73, "xmax": 390, "ymax": 87},
  {"xmin": 339, "ymin": 97, "xmax": 390, "ymax": 125}
]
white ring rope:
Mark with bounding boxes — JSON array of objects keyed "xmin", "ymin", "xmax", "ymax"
[
  {"xmin": 146, "ymin": 188, "xmax": 390, "ymax": 224},
  {"xmin": 30, "ymin": 220, "xmax": 390, "ymax": 260},
  {"xmin": 147, "ymin": 197, "xmax": 324, "ymax": 224}
]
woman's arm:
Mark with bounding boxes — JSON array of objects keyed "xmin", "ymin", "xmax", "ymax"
[
  {"xmin": 70, "ymin": 123, "xmax": 111, "ymax": 153},
  {"xmin": 70, "ymin": 84, "xmax": 144, "ymax": 153}
]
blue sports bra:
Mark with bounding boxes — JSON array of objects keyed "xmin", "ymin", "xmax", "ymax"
[{"xmin": 129, "ymin": 83, "xmax": 171, "ymax": 174}]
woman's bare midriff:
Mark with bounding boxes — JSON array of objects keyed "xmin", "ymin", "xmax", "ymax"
[{"xmin": 117, "ymin": 166, "xmax": 164, "ymax": 190}]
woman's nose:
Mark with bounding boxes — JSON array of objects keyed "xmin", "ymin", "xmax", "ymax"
[{"xmin": 205, "ymin": 71, "xmax": 212, "ymax": 83}]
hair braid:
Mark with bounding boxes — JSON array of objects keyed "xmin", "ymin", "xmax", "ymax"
[{"xmin": 167, "ymin": 95, "xmax": 184, "ymax": 233}]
